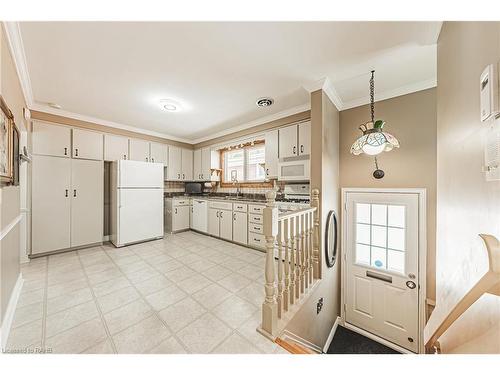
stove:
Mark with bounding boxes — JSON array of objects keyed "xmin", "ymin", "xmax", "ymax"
[{"xmin": 276, "ymin": 184, "xmax": 310, "ymax": 213}]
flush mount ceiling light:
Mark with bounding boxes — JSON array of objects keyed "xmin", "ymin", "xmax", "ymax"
[
  {"xmin": 159, "ymin": 99, "xmax": 181, "ymax": 112},
  {"xmin": 256, "ymin": 97, "xmax": 274, "ymax": 107},
  {"xmin": 350, "ymin": 70, "xmax": 400, "ymax": 179}
]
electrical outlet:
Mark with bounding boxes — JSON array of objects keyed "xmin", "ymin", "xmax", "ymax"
[{"xmin": 316, "ymin": 297, "xmax": 324, "ymax": 314}]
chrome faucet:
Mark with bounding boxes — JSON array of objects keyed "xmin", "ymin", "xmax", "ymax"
[{"xmin": 231, "ymin": 171, "xmax": 241, "ymax": 197}]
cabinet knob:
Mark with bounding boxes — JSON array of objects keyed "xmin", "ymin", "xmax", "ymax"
[
  {"xmin": 152, "ymin": 158, "xmax": 155, "ymax": 162},
  {"xmin": 73, "ymin": 189, "xmax": 77, "ymax": 197},
  {"xmin": 293, "ymin": 145, "xmax": 296, "ymax": 155},
  {"xmin": 75, "ymin": 149, "xmax": 79, "ymax": 157},
  {"xmin": 175, "ymin": 208, "xmax": 177, "ymax": 214},
  {"xmin": 65, "ymin": 189, "xmax": 68, "ymax": 197},
  {"xmin": 216, "ymin": 211, "xmax": 219, "ymax": 218},
  {"xmin": 123, "ymin": 154, "xmax": 126, "ymax": 160},
  {"xmin": 178, "ymin": 173, "xmax": 180, "ymax": 179},
  {"xmin": 64, "ymin": 147, "xmax": 68, "ymax": 156},
  {"xmin": 182, "ymin": 173, "xmax": 185, "ymax": 179},
  {"xmin": 300, "ymin": 145, "xmax": 304, "ymax": 154},
  {"xmin": 220, "ymin": 211, "xmax": 223, "ymax": 218}
]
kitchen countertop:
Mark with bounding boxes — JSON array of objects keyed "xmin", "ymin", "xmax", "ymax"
[{"xmin": 164, "ymin": 193, "xmax": 268, "ymax": 204}]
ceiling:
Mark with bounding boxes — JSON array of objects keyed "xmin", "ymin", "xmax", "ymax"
[{"xmin": 17, "ymin": 22, "xmax": 441, "ymax": 143}]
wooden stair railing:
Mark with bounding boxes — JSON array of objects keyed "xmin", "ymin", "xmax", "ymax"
[
  {"xmin": 258, "ymin": 189, "xmax": 320, "ymax": 339},
  {"xmin": 424, "ymin": 234, "xmax": 500, "ymax": 352}
]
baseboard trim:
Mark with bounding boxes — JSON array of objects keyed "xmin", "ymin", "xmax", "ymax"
[
  {"xmin": 344, "ymin": 322, "xmax": 414, "ymax": 354},
  {"xmin": 280, "ymin": 330, "xmax": 323, "ymax": 353},
  {"xmin": 322, "ymin": 316, "xmax": 342, "ymax": 353},
  {"xmin": 0, "ymin": 273, "xmax": 24, "ymax": 349}
]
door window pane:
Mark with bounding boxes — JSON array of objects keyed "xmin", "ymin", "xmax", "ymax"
[
  {"xmin": 371, "ymin": 225, "xmax": 387, "ymax": 248},
  {"xmin": 388, "ymin": 205, "xmax": 405, "ymax": 228},
  {"xmin": 356, "ymin": 223, "xmax": 370, "ymax": 245},
  {"xmin": 388, "ymin": 250, "xmax": 405, "ymax": 273},
  {"xmin": 388, "ymin": 227, "xmax": 405, "ymax": 251},
  {"xmin": 371, "ymin": 246, "xmax": 386, "ymax": 269},
  {"xmin": 371, "ymin": 204, "xmax": 387, "ymax": 226},
  {"xmin": 356, "ymin": 244, "xmax": 371, "ymax": 265},
  {"xmin": 356, "ymin": 203, "xmax": 370, "ymax": 224}
]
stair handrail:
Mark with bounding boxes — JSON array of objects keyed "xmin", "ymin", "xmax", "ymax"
[{"xmin": 424, "ymin": 234, "xmax": 500, "ymax": 352}]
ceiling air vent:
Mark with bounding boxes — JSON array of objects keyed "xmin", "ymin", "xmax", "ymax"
[{"xmin": 256, "ymin": 97, "xmax": 274, "ymax": 107}]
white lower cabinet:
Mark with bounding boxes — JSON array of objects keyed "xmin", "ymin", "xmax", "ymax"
[
  {"xmin": 219, "ymin": 209, "xmax": 232, "ymax": 241},
  {"xmin": 191, "ymin": 200, "xmax": 208, "ymax": 233},
  {"xmin": 70, "ymin": 159, "xmax": 104, "ymax": 247},
  {"xmin": 172, "ymin": 205, "xmax": 190, "ymax": 232},
  {"xmin": 208, "ymin": 202, "xmax": 233, "ymax": 241},
  {"xmin": 208, "ymin": 208, "xmax": 220, "ymax": 237},
  {"xmin": 32, "ymin": 155, "xmax": 103, "ymax": 255},
  {"xmin": 232, "ymin": 211, "xmax": 248, "ymax": 245}
]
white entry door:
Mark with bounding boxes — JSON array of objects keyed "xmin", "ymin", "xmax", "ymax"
[{"xmin": 344, "ymin": 191, "xmax": 420, "ymax": 352}]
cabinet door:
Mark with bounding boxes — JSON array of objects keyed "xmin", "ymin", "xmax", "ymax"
[
  {"xmin": 192, "ymin": 200, "xmax": 208, "ymax": 232},
  {"xmin": 32, "ymin": 155, "xmax": 71, "ymax": 254},
  {"xmin": 265, "ymin": 129, "xmax": 279, "ymax": 178},
  {"xmin": 168, "ymin": 146, "xmax": 182, "ymax": 180},
  {"xmin": 32, "ymin": 121, "xmax": 71, "ymax": 157},
  {"xmin": 172, "ymin": 205, "xmax": 190, "ymax": 232},
  {"xmin": 193, "ymin": 149, "xmax": 202, "ymax": 181},
  {"xmin": 232, "ymin": 211, "xmax": 248, "ymax": 245},
  {"xmin": 201, "ymin": 148, "xmax": 213, "ymax": 181},
  {"xmin": 150, "ymin": 142, "xmax": 167, "ymax": 165},
  {"xmin": 298, "ymin": 121, "xmax": 311, "ymax": 156},
  {"xmin": 72, "ymin": 128, "xmax": 103, "ymax": 160},
  {"xmin": 181, "ymin": 149, "xmax": 193, "ymax": 180},
  {"xmin": 71, "ymin": 159, "xmax": 103, "ymax": 247},
  {"xmin": 129, "ymin": 139, "xmax": 151, "ymax": 162},
  {"xmin": 208, "ymin": 209, "xmax": 220, "ymax": 237},
  {"xmin": 104, "ymin": 134, "xmax": 129, "ymax": 161},
  {"xmin": 219, "ymin": 209, "xmax": 233, "ymax": 241},
  {"xmin": 278, "ymin": 124, "xmax": 298, "ymax": 158}
]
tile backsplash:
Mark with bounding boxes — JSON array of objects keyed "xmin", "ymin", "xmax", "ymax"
[{"xmin": 163, "ymin": 180, "xmax": 286, "ymax": 194}]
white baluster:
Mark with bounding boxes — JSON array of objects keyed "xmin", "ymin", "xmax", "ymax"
[
  {"xmin": 304, "ymin": 212, "xmax": 310, "ymax": 290},
  {"xmin": 289, "ymin": 216, "xmax": 296, "ymax": 305},
  {"xmin": 277, "ymin": 220, "xmax": 284, "ymax": 319},
  {"xmin": 300, "ymin": 213, "xmax": 305, "ymax": 295},
  {"xmin": 295, "ymin": 214, "xmax": 301, "ymax": 300},
  {"xmin": 283, "ymin": 218, "xmax": 290, "ymax": 312},
  {"xmin": 308, "ymin": 211, "xmax": 314, "ymax": 284}
]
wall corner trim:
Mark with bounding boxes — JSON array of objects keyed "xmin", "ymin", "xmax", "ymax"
[
  {"xmin": 303, "ymin": 77, "xmax": 344, "ymax": 111},
  {"xmin": 0, "ymin": 273, "xmax": 24, "ymax": 350},
  {"xmin": 2, "ymin": 21, "xmax": 34, "ymax": 107}
]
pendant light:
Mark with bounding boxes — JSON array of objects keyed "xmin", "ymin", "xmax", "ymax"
[{"xmin": 350, "ymin": 70, "xmax": 400, "ymax": 178}]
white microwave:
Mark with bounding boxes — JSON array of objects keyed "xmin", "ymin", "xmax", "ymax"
[{"xmin": 278, "ymin": 159, "xmax": 310, "ymax": 181}]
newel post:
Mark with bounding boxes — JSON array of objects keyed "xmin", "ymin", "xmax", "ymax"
[
  {"xmin": 311, "ymin": 189, "xmax": 321, "ymax": 279},
  {"xmin": 261, "ymin": 189, "xmax": 279, "ymax": 337}
]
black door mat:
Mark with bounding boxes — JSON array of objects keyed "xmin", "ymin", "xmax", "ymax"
[{"xmin": 326, "ymin": 326, "xmax": 400, "ymax": 354}]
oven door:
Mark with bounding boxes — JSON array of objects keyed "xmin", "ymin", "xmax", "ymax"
[{"xmin": 278, "ymin": 159, "xmax": 310, "ymax": 181}]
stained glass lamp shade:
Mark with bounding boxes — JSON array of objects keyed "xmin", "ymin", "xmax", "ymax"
[{"xmin": 350, "ymin": 121, "xmax": 400, "ymax": 156}]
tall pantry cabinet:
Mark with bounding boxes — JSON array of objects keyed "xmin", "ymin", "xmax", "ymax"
[{"xmin": 31, "ymin": 121, "xmax": 104, "ymax": 255}]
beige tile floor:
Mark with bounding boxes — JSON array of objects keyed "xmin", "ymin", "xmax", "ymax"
[{"xmin": 6, "ymin": 231, "xmax": 287, "ymax": 354}]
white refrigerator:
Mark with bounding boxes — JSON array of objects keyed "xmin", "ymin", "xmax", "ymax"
[{"xmin": 110, "ymin": 160, "xmax": 164, "ymax": 247}]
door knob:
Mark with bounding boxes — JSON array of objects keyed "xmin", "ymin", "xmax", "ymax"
[{"xmin": 406, "ymin": 281, "xmax": 416, "ymax": 289}]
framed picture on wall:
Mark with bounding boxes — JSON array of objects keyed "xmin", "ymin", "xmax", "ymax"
[
  {"xmin": 0, "ymin": 95, "xmax": 14, "ymax": 184},
  {"xmin": 12, "ymin": 122, "xmax": 20, "ymax": 186}
]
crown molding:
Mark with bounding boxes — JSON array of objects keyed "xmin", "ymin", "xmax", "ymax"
[
  {"xmin": 29, "ymin": 103, "xmax": 193, "ymax": 144},
  {"xmin": 190, "ymin": 103, "xmax": 311, "ymax": 144},
  {"xmin": 3, "ymin": 22, "xmax": 34, "ymax": 107},
  {"xmin": 303, "ymin": 77, "xmax": 344, "ymax": 111},
  {"xmin": 341, "ymin": 78, "xmax": 437, "ymax": 110}
]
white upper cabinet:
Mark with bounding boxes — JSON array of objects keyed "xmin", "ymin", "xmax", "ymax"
[
  {"xmin": 72, "ymin": 128, "xmax": 103, "ymax": 160},
  {"xmin": 193, "ymin": 149, "xmax": 202, "ymax": 181},
  {"xmin": 298, "ymin": 121, "xmax": 311, "ymax": 156},
  {"xmin": 265, "ymin": 129, "xmax": 279, "ymax": 179},
  {"xmin": 104, "ymin": 134, "xmax": 129, "ymax": 161},
  {"xmin": 129, "ymin": 139, "xmax": 151, "ymax": 162},
  {"xmin": 278, "ymin": 121, "xmax": 311, "ymax": 158},
  {"xmin": 202, "ymin": 147, "xmax": 219, "ymax": 181},
  {"xmin": 168, "ymin": 146, "xmax": 182, "ymax": 180},
  {"xmin": 150, "ymin": 142, "xmax": 167, "ymax": 165},
  {"xmin": 181, "ymin": 148, "xmax": 193, "ymax": 181},
  {"xmin": 279, "ymin": 124, "xmax": 298, "ymax": 158},
  {"xmin": 193, "ymin": 147, "xmax": 219, "ymax": 181},
  {"xmin": 32, "ymin": 121, "xmax": 71, "ymax": 158}
]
